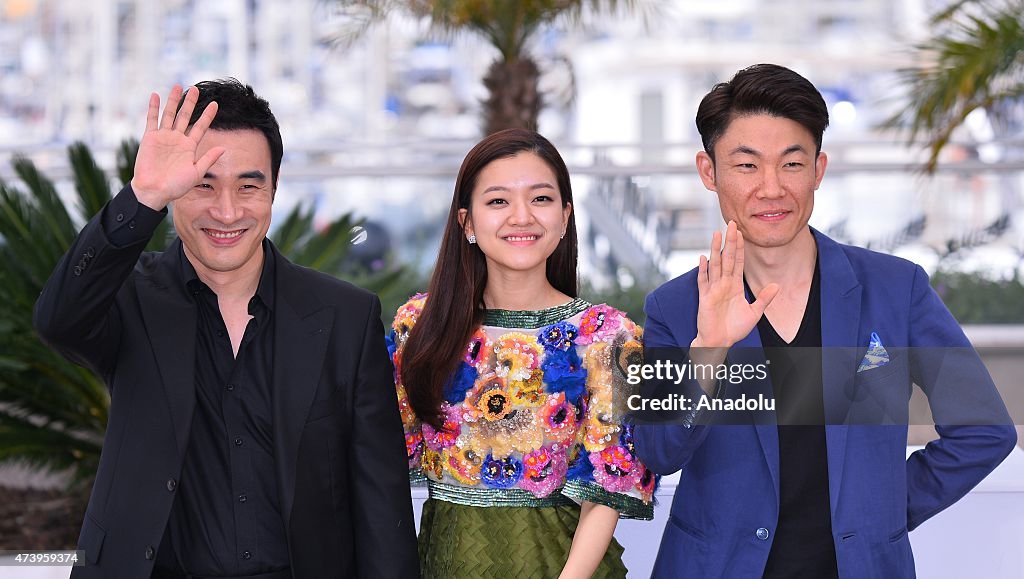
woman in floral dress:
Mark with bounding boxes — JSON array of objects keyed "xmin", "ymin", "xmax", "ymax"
[{"xmin": 388, "ymin": 129, "xmax": 656, "ymax": 578}]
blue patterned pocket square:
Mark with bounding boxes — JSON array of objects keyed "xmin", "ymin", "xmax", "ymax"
[{"xmin": 857, "ymin": 332, "xmax": 890, "ymax": 372}]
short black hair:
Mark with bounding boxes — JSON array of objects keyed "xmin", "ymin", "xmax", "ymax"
[
  {"xmin": 185, "ymin": 78, "xmax": 283, "ymax": 190},
  {"xmin": 696, "ymin": 64, "xmax": 829, "ymax": 162}
]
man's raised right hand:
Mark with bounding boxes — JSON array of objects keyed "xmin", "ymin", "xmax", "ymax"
[{"xmin": 130, "ymin": 85, "xmax": 225, "ymax": 211}]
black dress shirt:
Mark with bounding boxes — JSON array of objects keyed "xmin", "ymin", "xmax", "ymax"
[
  {"xmin": 754, "ymin": 261, "xmax": 840, "ymax": 579},
  {"xmin": 153, "ymin": 241, "xmax": 290, "ymax": 576}
]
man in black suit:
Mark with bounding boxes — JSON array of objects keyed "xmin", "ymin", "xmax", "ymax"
[{"xmin": 34, "ymin": 80, "xmax": 419, "ymax": 578}]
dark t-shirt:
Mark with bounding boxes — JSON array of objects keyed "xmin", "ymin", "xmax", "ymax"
[{"xmin": 754, "ymin": 262, "xmax": 840, "ymax": 579}]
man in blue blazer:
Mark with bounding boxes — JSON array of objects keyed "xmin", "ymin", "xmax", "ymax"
[{"xmin": 633, "ymin": 64, "xmax": 1016, "ymax": 578}]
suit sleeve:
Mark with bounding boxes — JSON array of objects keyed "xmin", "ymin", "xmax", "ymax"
[
  {"xmin": 33, "ymin": 185, "xmax": 164, "ymax": 377},
  {"xmin": 905, "ymin": 264, "xmax": 1016, "ymax": 530},
  {"xmin": 349, "ymin": 295, "xmax": 420, "ymax": 578},
  {"xmin": 632, "ymin": 290, "xmax": 720, "ymax": 476}
]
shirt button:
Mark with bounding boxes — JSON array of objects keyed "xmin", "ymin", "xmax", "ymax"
[
  {"xmin": 73, "ymin": 266, "xmax": 83, "ymax": 276},
  {"xmin": 166, "ymin": 478, "xmax": 176, "ymax": 492},
  {"xmin": 145, "ymin": 546, "xmax": 155, "ymax": 560},
  {"xmin": 234, "ymin": 437, "xmax": 244, "ymax": 447},
  {"xmin": 226, "ymin": 383, "xmax": 236, "ymax": 392},
  {"xmin": 756, "ymin": 527, "xmax": 770, "ymax": 541},
  {"xmin": 116, "ymin": 212, "xmax": 125, "ymax": 222},
  {"xmin": 238, "ymin": 494, "xmax": 247, "ymax": 503},
  {"xmin": 241, "ymin": 551, "xmax": 252, "ymax": 560}
]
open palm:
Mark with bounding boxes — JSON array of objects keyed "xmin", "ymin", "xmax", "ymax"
[
  {"xmin": 130, "ymin": 85, "xmax": 224, "ymax": 209},
  {"xmin": 694, "ymin": 222, "xmax": 779, "ymax": 349}
]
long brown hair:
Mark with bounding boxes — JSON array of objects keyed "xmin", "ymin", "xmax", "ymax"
[{"xmin": 402, "ymin": 129, "xmax": 578, "ymax": 429}]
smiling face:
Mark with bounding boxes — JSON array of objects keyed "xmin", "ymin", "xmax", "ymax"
[
  {"xmin": 697, "ymin": 114, "xmax": 827, "ymax": 251},
  {"xmin": 172, "ymin": 129, "xmax": 274, "ymax": 283},
  {"xmin": 459, "ymin": 152, "xmax": 571, "ymax": 280}
]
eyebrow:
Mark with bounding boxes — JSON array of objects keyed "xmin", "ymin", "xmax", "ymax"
[
  {"xmin": 202, "ymin": 170, "xmax": 268, "ymax": 181},
  {"xmin": 482, "ymin": 182, "xmax": 556, "ymax": 194},
  {"xmin": 728, "ymin": 144, "xmax": 808, "ymax": 157}
]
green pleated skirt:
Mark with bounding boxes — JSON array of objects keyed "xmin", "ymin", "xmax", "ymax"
[{"xmin": 418, "ymin": 498, "xmax": 627, "ymax": 579}]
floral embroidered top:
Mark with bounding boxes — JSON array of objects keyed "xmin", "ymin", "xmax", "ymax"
[{"xmin": 388, "ymin": 295, "xmax": 655, "ymax": 520}]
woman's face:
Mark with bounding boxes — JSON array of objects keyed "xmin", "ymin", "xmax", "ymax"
[{"xmin": 459, "ymin": 152, "xmax": 571, "ymax": 279}]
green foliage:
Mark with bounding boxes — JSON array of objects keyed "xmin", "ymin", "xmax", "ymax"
[
  {"xmin": 931, "ymin": 269, "xmax": 1024, "ymax": 323},
  {"xmin": 0, "ymin": 141, "xmax": 411, "ymax": 486},
  {"xmin": 886, "ymin": 0, "xmax": 1024, "ymax": 171},
  {"xmin": 580, "ymin": 277, "xmax": 657, "ymax": 325}
]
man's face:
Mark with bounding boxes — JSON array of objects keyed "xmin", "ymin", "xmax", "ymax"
[
  {"xmin": 696, "ymin": 114, "xmax": 827, "ymax": 250},
  {"xmin": 172, "ymin": 129, "xmax": 274, "ymax": 280}
]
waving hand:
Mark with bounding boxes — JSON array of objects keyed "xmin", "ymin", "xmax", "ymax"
[
  {"xmin": 693, "ymin": 221, "xmax": 779, "ymax": 349},
  {"xmin": 130, "ymin": 85, "xmax": 225, "ymax": 210}
]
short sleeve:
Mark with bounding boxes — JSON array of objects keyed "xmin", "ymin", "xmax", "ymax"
[
  {"xmin": 390, "ymin": 294, "xmax": 428, "ymax": 484},
  {"xmin": 562, "ymin": 305, "xmax": 657, "ymax": 520}
]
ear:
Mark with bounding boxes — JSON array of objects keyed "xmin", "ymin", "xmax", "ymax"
[
  {"xmin": 458, "ymin": 208, "xmax": 474, "ymax": 238},
  {"xmin": 813, "ymin": 151, "xmax": 828, "ymax": 190},
  {"xmin": 696, "ymin": 151, "xmax": 718, "ymax": 192},
  {"xmin": 562, "ymin": 202, "xmax": 572, "ymax": 230}
]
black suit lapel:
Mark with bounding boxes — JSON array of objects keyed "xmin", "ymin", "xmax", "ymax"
[
  {"xmin": 136, "ymin": 240, "xmax": 197, "ymax": 457},
  {"xmin": 269, "ymin": 247, "xmax": 335, "ymax": 528}
]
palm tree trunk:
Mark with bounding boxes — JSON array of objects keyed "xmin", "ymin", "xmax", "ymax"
[{"xmin": 481, "ymin": 56, "xmax": 542, "ymax": 135}]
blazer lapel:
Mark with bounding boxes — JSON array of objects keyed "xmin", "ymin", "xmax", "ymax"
[
  {"xmin": 270, "ymin": 247, "xmax": 335, "ymax": 529},
  {"xmin": 136, "ymin": 240, "xmax": 197, "ymax": 457},
  {"xmin": 814, "ymin": 229, "xmax": 862, "ymax": 515}
]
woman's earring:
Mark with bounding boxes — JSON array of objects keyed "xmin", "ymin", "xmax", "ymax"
[
  {"xmin": 560, "ymin": 230, "xmax": 565, "ymax": 240},
  {"xmin": 468, "ymin": 235, "xmax": 477, "ymax": 244}
]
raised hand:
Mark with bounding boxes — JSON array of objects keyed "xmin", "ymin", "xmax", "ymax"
[
  {"xmin": 692, "ymin": 221, "xmax": 779, "ymax": 349},
  {"xmin": 130, "ymin": 85, "xmax": 225, "ymax": 210}
]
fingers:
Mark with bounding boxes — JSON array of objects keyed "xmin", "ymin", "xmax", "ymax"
[
  {"xmin": 185, "ymin": 100, "xmax": 218, "ymax": 142},
  {"xmin": 195, "ymin": 146, "xmax": 226, "ymax": 178},
  {"xmin": 145, "ymin": 92, "xmax": 160, "ymax": 132},
  {"xmin": 696, "ymin": 254, "xmax": 708, "ymax": 296},
  {"xmin": 751, "ymin": 282, "xmax": 780, "ymax": 317},
  {"xmin": 159, "ymin": 85, "xmax": 183, "ymax": 130},
  {"xmin": 173, "ymin": 86, "xmax": 199, "ymax": 132},
  {"xmin": 708, "ymin": 229, "xmax": 722, "ymax": 282},
  {"xmin": 721, "ymin": 221, "xmax": 738, "ymax": 278}
]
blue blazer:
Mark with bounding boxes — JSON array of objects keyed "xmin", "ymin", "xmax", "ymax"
[{"xmin": 634, "ymin": 229, "xmax": 1016, "ymax": 578}]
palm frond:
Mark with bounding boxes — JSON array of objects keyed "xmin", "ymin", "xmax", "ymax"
[{"xmin": 885, "ymin": 0, "xmax": 1024, "ymax": 172}]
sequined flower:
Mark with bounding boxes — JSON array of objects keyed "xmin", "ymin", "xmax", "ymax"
[
  {"xmin": 520, "ymin": 447, "xmax": 568, "ymax": 498},
  {"xmin": 494, "ymin": 333, "xmax": 543, "ymax": 382},
  {"xmin": 405, "ymin": 430, "xmax": 423, "ymax": 468},
  {"xmin": 508, "ymin": 369, "xmax": 545, "ymax": 407},
  {"xmin": 542, "ymin": 348, "xmax": 588, "ymax": 404},
  {"xmin": 577, "ymin": 305, "xmax": 624, "ymax": 345},
  {"xmin": 465, "ymin": 328, "xmax": 493, "ymax": 369},
  {"xmin": 583, "ymin": 411, "xmax": 621, "ymax": 452},
  {"xmin": 565, "ymin": 443, "xmax": 595, "ymax": 483},
  {"xmin": 396, "ymin": 384, "xmax": 417, "ymax": 426},
  {"xmin": 470, "ymin": 407, "xmax": 542, "ymax": 457},
  {"xmin": 538, "ymin": 321, "xmax": 579, "ymax": 352},
  {"xmin": 616, "ymin": 339, "xmax": 644, "ymax": 382},
  {"xmin": 443, "ymin": 362, "xmax": 478, "ymax": 405},
  {"xmin": 636, "ymin": 467, "xmax": 657, "ymax": 501},
  {"xmin": 477, "ymin": 388, "xmax": 513, "ymax": 421},
  {"xmin": 422, "ymin": 448, "xmax": 444, "ymax": 480},
  {"xmin": 392, "ymin": 294, "xmax": 426, "ymax": 344},
  {"xmin": 444, "ymin": 446, "xmax": 483, "ymax": 485},
  {"xmin": 481, "ymin": 454, "xmax": 523, "ymax": 489},
  {"xmin": 590, "ymin": 445, "xmax": 641, "ymax": 492},
  {"xmin": 422, "ymin": 405, "xmax": 461, "ymax": 451},
  {"xmin": 539, "ymin": 392, "xmax": 579, "ymax": 446}
]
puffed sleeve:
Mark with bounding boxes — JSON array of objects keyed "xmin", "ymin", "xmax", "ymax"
[
  {"xmin": 561, "ymin": 305, "xmax": 657, "ymax": 520},
  {"xmin": 390, "ymin": 294, "xmax": 427, "ymax": 484}
]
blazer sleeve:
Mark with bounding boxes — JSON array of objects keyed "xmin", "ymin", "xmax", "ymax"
[
  {"xmin": 348, "ymin": 295, "xmax": 420, "ymax": 578},
  {"xmin": 632, "ymin": 289, "xmax": 721, "ymax": 476},
  {"xmin": 33, "ymin": 185, "xmax": 163, "ymax": 377},
  {"xmin": 905, "ymin": 264, "xmax": 1017, "ymax": 530}
]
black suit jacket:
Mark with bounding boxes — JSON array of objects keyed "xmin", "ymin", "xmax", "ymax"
[{"xmin": 33, "ymin": 194, "xmax": 419, "ymax": 578}]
